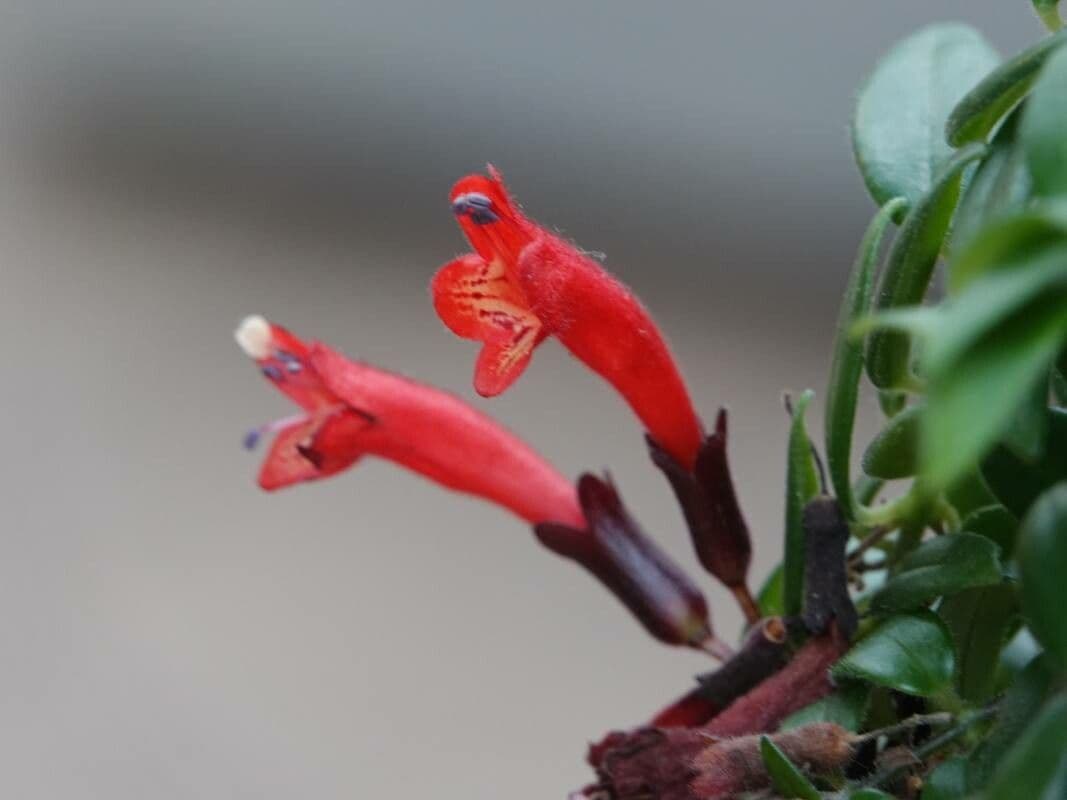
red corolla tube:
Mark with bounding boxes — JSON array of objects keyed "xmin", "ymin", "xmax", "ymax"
[{"xmin": 432, "ymin": 167, "xmax": 705, "ymax": 470}]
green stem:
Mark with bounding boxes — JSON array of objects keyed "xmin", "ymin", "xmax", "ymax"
[{"xmin": 1035, "ymin": 2, "xmax": 1064, "ymax": 32}]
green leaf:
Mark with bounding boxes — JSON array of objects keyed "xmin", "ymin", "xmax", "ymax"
[
  {"xmin": 1034, "ymin": 0, "xmax": 1065, "ymax": 32},
  {"xmin": 759, "ymin": 736, "xmax": 821, "ymax": 800},
  {"xmin": 870, "ymin": 533, "xmax": 1003, "ymax": 614},
  {"xmin": 1023, "ymin": 46, "xmax": 1067, "ymax": 197},
  {"xmin": 784, "ymin": 390, "xmax": 819, "ymax": 617},
  {"xmin": 919, "ymin": 250, "xmax": 1067, "ymax": 490},
  {"xmin": 940, "ymin": 584, "xmax": 1018, "ymax": 702},
  {"xmin": 862, "ymin": 404, "xmax": 922, "ymax": 479},
  {"xmin": 1018, "ymin": 483, "xmax": 1067, "ymax": 667},
  {"xmin": 1000, "ymin": 372, "xmax": 1050, "ymax": 463},
  {"xmin": 832, "ymin": 610, "xmax": 955, "ymax": 696},
  {"xmin": 853, "ymin": 23, "xmax": 999, "ymax": 206},
  {"xmin": 921, "ymin": 757, "xmax": 967, "ymax": 800},
  {"xmin": 950, "ymin": 207, "xmax": 1067, "ymax": 294},
  {"xmin": 960, "ymin": 504, "xmax": 1019, "ymax": 557},
  {"xmin": 826, "ymin": 198, "xmax": 907, "ymax": 516},
  {"xmin": 865, "ymin": 144, "xmax": 987, "ymax": 390},
  {"xmin": 946, "ymin": 30, "xmax": 1067, "ymax": 146},
  {"xmin": 780, "ymin": 682, "xmax": 869, "ymax": 732},
  {"xmin": 982, "ymin": 407, "xmax": 1067, "ymax": 518},
  {"xmin": 949, "ymin": 107, "xmax": 1033, "ymax": 265},
  {"xmin": 944, "ymin": 470, "xmax": 998, "ymax": 519},
  {"xmin": 986, "ymin": 695, "xmax": 1067, "ymax": 800},
  {"xmin": 968, "ymin": 654, "xmax": 1062, "ymax": 791}
]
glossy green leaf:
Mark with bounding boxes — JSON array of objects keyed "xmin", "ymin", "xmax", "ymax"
[
  {"xmin": 832, "ymin": 610, "xmax": 955, "ymax": 696},
  {"xmin": 1023, "ymin": 46, "xmax": 1067, "ymax": 197},
  {"xmin": 759, "ymin": 736, "xmax": 821, "ymax": 800},
  {"xmin": 967, "ymin": 654, "xmax": 1061, "ymax": 791},
  {"xmin": 982, "ymin": 407, "xmax": 1067, "ymax": 518},
  {"xmin": 853, "ymin": 23, "xmax": 999, "ymax": 206},
  {"xmin": 921, "ymin": 757, "xmax": 967, "ymax": 800},
  {"xmin": 758, "ymin": 562, "xmax": 784, "ymax": 617},
  {"xmin": 986, "ymin": 695, "xmax": 1067, "ymax": 800},
  {"xmin": 940, "ymin": 584, "xmax": 1018, "ymax": 702},
  {"xmin": 861, "ymin": 404, "xmax": 921, "ymax": 479},
  {"xmin": 1018, "ymin": 483, "xmax": 1067, "ymax": 667},
  {"xmin": 960, "ymin": 504, "xmax": 1019, "ymax": 556},
  {"xmin": 826, "ymin": 198, "xmax": 907, "ymax": 516},
  {"xmin": 946, "ymin": 30, "xmax": 1067, "ymax": 145},
  {"xmin": 870, "ymin": 533, "xmax": 1003, "ymax": 614},
  {"xmin": 865, "ymin": 144, "xmax": 987, "ymax": 389},
  {"xmin": 784, "ymin": 390, "xmax": 819, "ymax": 617},
  {"xmin": 949, "ymin": 107, "xmax": 1033, "ymax": 265},
  {"xmin": 780, "ymin": 682, "xmax": 869, "ymax": 732}
]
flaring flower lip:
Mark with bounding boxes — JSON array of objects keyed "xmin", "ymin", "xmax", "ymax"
[
  {"xmin": 434, "ymin": 167, "xmax": 706, "ymax": 469},
  {"xmin": 235, "ymin": 315, "xmax": 585, "ymax": 529}
]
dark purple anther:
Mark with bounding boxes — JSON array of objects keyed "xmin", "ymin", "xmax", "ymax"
[
  {"xmin": 261, "ymin": 365, "xmax": 283, "ymax": 381},
  {"xmin": 243, "ymin": 428, "xmax": 262, "ymax": 450},
  {"xmin": 452, "ymin": 192, "xmax": 499, "ymax": 225},
  {"xmin": 534, "ymin": 474, "xmax": 718, "ymax": 651}
]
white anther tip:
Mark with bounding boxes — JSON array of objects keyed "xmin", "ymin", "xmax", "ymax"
[{"xmin": 235, "ymin": 315, "xmax": 272, "ymax": 360}]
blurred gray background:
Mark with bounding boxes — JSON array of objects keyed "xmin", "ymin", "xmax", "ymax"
[{"xmin": 0, "ymin": 3, "xmax": 1038, "ymax": 798}]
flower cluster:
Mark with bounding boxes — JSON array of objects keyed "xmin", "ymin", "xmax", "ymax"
[{"xmin": 235, "ymin": 169, "xmax": 858, "ymax": 798}]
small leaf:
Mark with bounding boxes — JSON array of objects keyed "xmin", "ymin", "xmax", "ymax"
[
  {"xmin": 946, "ymin": 30, "xmax": 1067, "ymax": 145},
  {"xmin": 870, "ymin": 533, "xmax": 1003, "ymax": 614},
  {"xmin": 759, "ymin": 735, "xmax": 821, "ymax": 800},
  {"xmin": 921, "ymin": 757, "xmax": 967, "ymax": 800},
  {"xmin": 826, "ymin": 198, "xmax": 907, "ymax": 516},
  {"xmin": 949, "ymin": 106, "xmax": 1033, "ymax": 264},
  {"xmin": 784, "ymin": 390, "xmax": 819, "ymax": 617},
  {"xmin": 853, "ymin": 23, "xmax": 999, "ymax": 206},
  {"xmin": 1017, "ymin": 483, "xmax": 1067, "ymax": 667},
  {"xmin": 967, "ymin": 653, "xmax": 1061, "ymax": 790},
  {"xmin": 986, "ymin": 695, "xmax": 1067, "ymax": 800},
  {"xmin": 832, "ymin": 610, "xmax": 955, "ymax": 696},
  {"xmin": 780, "ymin": 682, "xmax": 869, "ymax": 732},
  {"xmin": 1024, "ymin": 46, "xmax": 1067, "ymax": 197},
  {"xmin": 865, "ymin": 144, "xmax": 987, "ymax": 390},
  {"xmin": 982, "ymin": 407, "xmax": 1067, "ymax": 518},
  {"xmin": 862, "ymin": 404, "xmax": 922, "ymax": 479},
  {"xmin": 960, "ymin": 504, "xmax": 1019, "ymax": 557},
  {"xmin": 1034, "ymin": 0, "xmax": 1064, "ymax": 32},
  {"xmin": 940, "ymin": 584, "xmax": 1018, "ymax": 702}
]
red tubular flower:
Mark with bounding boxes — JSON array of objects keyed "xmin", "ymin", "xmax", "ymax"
[
  {"xmin": 234, "ymin": 315, "xmax": 585, "ymax": 529},
  {"xmin": 433, "ymin": 167, "xmax": 705, "ymax": 469}
]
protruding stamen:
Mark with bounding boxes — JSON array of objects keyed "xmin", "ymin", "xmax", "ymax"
[
  {"xmin": 235, "ymin": 315, "xmax": 273, "ymax": 360},
  {"xmin": 242, "ymin": 413, "xmax": 308, "ymax": 450},
  {"xmin": 261, "ymin": 365, "xmax": 283, "ymax": 381}
]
